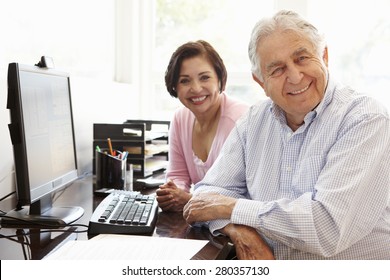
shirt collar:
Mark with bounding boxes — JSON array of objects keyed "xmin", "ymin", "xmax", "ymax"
[{"xmin": 312, "ymin": 74, "xmax": 334, "ymax": 117}]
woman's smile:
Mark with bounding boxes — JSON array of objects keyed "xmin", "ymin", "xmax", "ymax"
[{"xmin": 190, "ymin": 95, "xmax": 208, "ymax": 104}]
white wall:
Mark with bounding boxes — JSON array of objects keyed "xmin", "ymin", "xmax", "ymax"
[
  {"xmin": 0, "ymin": 75, "xmax": 139, "ymax": 199},
  {"xmin": 0, "ymin": 0, "xmax": 126, "ymax": 200},
  {"xmin": 0, "ymin": 77, "xmax": 15, "ymax": 199}
]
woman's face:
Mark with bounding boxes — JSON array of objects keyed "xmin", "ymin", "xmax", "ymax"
[{"xmin": 176, "ymin": 55, "xmax": 221, "ymax": 115}]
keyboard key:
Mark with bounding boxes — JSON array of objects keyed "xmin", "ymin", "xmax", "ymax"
[
  {"xmin": 125, "ymin": 204, "xmax": 139, "ymax": 224},
  {"xmin": 109, "ymin": 201, "xmax": 126, "ymax": 223}
]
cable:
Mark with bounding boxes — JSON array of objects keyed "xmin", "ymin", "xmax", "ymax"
[
  {"xmin": 1, "ymin": 225, "xmax": 88, "ymax": 236},
  {"xmin": 2, "ymin": 227, "xmax": 90, "ymax": 260},
  {"xmin": 16, "ymin": 229, "xmax": 30, "ymax": 260},
  {"xmin": 0, "ymin": 230, "xmax": 31, "ymax": 259},
  {"xmin": 0, "ymin": 191, "xmax": 16, "ymax": 202},
  {"xmin": 0, "ymin": 232, "xmax": 29, "ymax": 244},
  {"xmin": 0, "ymin": 192, "xmax": 16, "ymax": 218},
  {"xmin": 0, "ymin": 212, "xmax": 89, "ymax": 232},
  {"xmin": 0, "ymin": 220, "xmax": 89, "ymax": 235}
]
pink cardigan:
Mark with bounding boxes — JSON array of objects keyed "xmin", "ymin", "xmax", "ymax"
[{"xmin": 166, "ymin": 92, "xmax": 249, "ymax": 192}]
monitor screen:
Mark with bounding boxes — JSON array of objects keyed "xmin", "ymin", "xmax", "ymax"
[{"xmin": 2, "ymin": 63, "xmax": 84, "ymax": 228}]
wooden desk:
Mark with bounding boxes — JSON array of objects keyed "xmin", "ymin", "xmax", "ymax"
[{"xmin": 0, "ymin": 175, "xmax": 233, "ymax": 260}]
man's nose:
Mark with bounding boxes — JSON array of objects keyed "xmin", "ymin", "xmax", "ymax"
[{"xmin": 286, "ymin": 65, "xmax": 303, "ymax": 84}]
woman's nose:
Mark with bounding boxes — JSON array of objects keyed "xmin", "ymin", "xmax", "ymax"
[{"xmin": 190, "ymin": 80, "xmax": 202, "ymax": 93}]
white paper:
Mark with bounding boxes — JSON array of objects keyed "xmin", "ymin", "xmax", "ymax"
[{"xmin": 44, "ymin": 234, "xmax": 208, "ymax": 260}]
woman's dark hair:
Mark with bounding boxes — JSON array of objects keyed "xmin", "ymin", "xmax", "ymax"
[{"xmin": 165, "ymin": 40, "xmax": 227, "ymax": 98}]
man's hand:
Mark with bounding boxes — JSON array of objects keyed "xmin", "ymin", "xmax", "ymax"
[
  {"xmin": 222, "ymin": 224, "xmax": 275, "ymax": 260},
  {"xmin": 183, "ymin": 193, "xmax": 275, "ymax": 260},
  {"xmin": 156, "ymin": 180, "xmax": 192, "ymax": 212},
  {"xmin": 183, "ymin": 192, "xmax": 237, "ymax": 224}
]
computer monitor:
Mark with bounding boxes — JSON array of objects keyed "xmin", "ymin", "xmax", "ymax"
[{"xmin": 2, "ymin": 62, "xmax": 84, "ymax": 228}]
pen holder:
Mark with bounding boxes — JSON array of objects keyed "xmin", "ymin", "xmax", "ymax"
[{"xmin": 95, "ymin": 149, "xmax": 126, "ymax": 190}]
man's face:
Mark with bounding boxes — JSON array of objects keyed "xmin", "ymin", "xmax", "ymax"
[{"xmin": 256, "ymin": 30, "xmax": 329, "ymax": 128}]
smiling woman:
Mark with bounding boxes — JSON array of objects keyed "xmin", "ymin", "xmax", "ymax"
[{"xmin": 155, "ymin": 40, "xmax": 249, "ymax": 212}]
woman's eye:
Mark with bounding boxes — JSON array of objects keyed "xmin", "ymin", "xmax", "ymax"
[
  {"xmin": 179, "ymin": 79, "xmax": 190, "ymax": 84},
  {"xmin": 200, "ymin": 75, "xmax": 210, "ymax": 81}
]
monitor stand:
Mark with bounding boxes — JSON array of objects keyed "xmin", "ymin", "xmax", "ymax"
[{"xmin": 0, "ymin": 195, "xmax": 84, "ymax": 228}]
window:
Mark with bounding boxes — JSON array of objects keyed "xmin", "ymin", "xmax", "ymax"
[
  {"xmin": 307, "ymin": 0, "xmax": 390, "ymax": 108},
  {"xmin": 150, "ymin": 0, "xmax": 275, "ymax": 119},
  {"xmin": 4, "ymin": 1, "xmax": 388, "ymax": 116},
  {"xmin": 133, "ymin": 0, "xmax": 390, "ymax": 118},
  {"xmin": 0, "ymin": 0, "xmax": 114, "ymax": 80}
]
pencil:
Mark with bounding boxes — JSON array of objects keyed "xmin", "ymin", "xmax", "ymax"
[{"xmin": 107, "ymin": 138, "xmax": 114, "ymax": 156}]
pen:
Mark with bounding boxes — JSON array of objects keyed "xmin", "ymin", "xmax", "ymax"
[{"xmin": 107, "ymin": 138, "xmax": 114, "ymax": 156}]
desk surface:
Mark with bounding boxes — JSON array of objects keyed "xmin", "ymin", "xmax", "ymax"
[{"xmin": 0, "ymin": 175, "xmax": 232, "ymax": 260}]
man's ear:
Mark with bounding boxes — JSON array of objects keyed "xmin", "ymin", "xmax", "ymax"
[
  {"xmin": 323, "ymin": 46, "xmax": 329, "ymax": 67},
  {"xmin": 252, "ymin": 73, "xmax": 270, "ymax": 97},
  {"xmin": 252, "ymin": 73, "xmax": 265, "ymax": 89}
]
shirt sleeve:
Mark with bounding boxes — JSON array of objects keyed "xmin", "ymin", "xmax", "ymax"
[{"xmin": 165, "ymin": 110, "xmax": 192, "ymax": 192}]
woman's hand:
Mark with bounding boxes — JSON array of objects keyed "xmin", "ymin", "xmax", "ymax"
[{"xmin": 156, "ymin": 180, "xmax": 192, "ymax": 212}]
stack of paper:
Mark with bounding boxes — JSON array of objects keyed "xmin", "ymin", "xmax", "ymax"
[{"xmin": 44, "ymin": 234, "xmax": 208, "ymax": 260}]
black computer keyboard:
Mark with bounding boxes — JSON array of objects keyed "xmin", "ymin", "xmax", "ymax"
[{"xmin": 88, "ymin": 191, "xmax": 159, "ymax": 236}]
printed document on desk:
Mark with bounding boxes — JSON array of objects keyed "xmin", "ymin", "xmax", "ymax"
[{"xmin": 44, "ymin": 234, "xmax": 208, "ymax": 260}]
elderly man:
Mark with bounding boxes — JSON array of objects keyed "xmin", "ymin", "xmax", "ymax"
[{"xmin": 183, "ymin": 10, "xmax": 390, "ymax": 260}]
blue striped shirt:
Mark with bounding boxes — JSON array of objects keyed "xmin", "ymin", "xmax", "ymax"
[{"xmin": 194, "ymin": 76, "xmax": 390, "ymax": 259}]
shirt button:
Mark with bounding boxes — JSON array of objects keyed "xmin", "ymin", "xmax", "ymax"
[
  {"xmin": 287, "ymin": 132, "xmax": 292, "ymax": 138},
  {"xmin": 286, "ymin": 166, "xmax": 292, "ymax": 172}
]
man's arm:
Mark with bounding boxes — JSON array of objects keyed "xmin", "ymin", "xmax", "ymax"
[
  {"xmin": 183, "ymin": 193, "xmax": 275, "ymax": 260},
  {"xmin": 183, "ymin": 192, "xmax": 236, "ymax": 223},
  {"xmin": 222, "ymin": 224, "xmax": 275, "ymax": 260}
]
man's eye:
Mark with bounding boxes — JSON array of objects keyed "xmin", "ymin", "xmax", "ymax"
[
  {"xmin": 271, "ymin": 67, "xmax": 284, "ymax": 77},
  {"xmin": 298, "ymin": 56, "xmax": 308, "ymax": 63}
]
